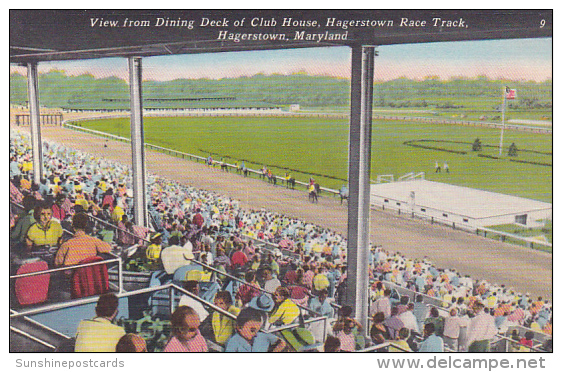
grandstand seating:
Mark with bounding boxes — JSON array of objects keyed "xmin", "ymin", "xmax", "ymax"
[{"xmin": 9, "ymin": 130, "xmax": 552, "ymax": 352}]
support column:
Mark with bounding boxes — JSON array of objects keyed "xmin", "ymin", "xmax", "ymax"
[
  {"xmin": 346, "ymin": 45, "xmax": 376, "ymax": 334},
  {"xmin": 27, "ymin": 62, "xmax": 43, "ymax": 184},
  {"xmin": 128, "ymin": 57, "xmax": 148, "ymax": 228}
]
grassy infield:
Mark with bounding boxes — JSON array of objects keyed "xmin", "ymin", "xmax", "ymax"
[{"xmin": 77, "ymin": 115, "xmax": 552, "ymax": 249}]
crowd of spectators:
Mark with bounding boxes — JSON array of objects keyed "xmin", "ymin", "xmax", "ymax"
[{"xmin": 9, "ymin": 131, "xmax": 552, "ymax": 353}]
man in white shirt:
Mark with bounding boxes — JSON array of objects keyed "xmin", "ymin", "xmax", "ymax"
[
  {"xmin": 370, "ymin": 289, "xmax": 392, "ymax": 319},
  {"xmin": 398, "ymin": 303, "xmax": 419, "ymax": 334},
  {"xmin": 458, "ymin": 275, "xmax": 474, "ymax": 292},
  {"xmin": 178, "ymin": 280, "xmax": 209, "ymax": 322},
  {"xmin": 466, "ymin": 302, "xmax": 498, "ymax": 352},
  {"xmin": 263, "ymin": 268, "xmax": 281, "ymax": 294},
  {"xmin": 443, "ymin": 308, "xmax": 469, "ymax": 351}
]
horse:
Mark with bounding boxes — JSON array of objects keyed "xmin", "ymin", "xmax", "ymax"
[
  {"xmin": 308, "ymin": 184, "xmax": 318, "ymax": 203},
  {"xmin": 286, "ymin": 177, "xmax": 296, "ymax": 189},
  {"xmin": 308, "ymin": 189, "xmax": 317, "ymax": 203}
]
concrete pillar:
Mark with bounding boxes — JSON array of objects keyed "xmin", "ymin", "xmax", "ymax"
[
  {"xmin": 346, "ymin": 45, "xmax": 376, "ymax": 335},
  {"xmin": 128, "ymin": 57, "xmax": 148, "ymax": 228},
  {"xmin": 27, "ymin": 62, "xmax": 43, "ymax": 184}
]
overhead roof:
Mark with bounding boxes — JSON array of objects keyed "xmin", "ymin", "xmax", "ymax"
[{"xmin": 10, "ymin": 9, "xmax": 552, "ymax": 63}]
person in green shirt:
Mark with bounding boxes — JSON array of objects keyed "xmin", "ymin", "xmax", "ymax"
[{"xmin": 10, "ymin": 195, "xmax": 37, "ymax": 250}]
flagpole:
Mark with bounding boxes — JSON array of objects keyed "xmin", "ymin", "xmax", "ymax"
[{"xmin": 499, "ymin": 86, "xmax": 506, "ymax": 156}]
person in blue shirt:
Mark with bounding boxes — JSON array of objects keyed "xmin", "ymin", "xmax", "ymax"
[
  {"xmin": 418, "ymin": 323, "xmax": 444, "ymax": 352},
  {"xmin": 326, "ymin": 265, "xmax": 340, "ymax": 298},
  {"xmin": 225, "ymin": 308, "xmax": 286, "ymax": 352},
  {"xmin": 10, "ymin": 156, "xmax": 21, "ymax": 178}
]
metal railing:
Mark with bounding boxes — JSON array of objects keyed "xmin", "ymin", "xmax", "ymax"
[
  {"xmin": 10, "ymin": 256, "xmax": 124, "ymax": 306},
  {"xmin": 191, "ymin": 259, "xmax": 323, "ymax": 318},
  {"xmin": 10, "ymin": 309, "xmax": 72, "ymax": 340},
  {"xmin": 371, "ymin": 114, "xmax": 552, "ymax": 134},
  {"xmin": 240, "ymin": 235, "xmax": 343, "ymax": 313},
  {"xmin": 169, "ymin": 283, "xmax": 237, "ymax": 320},
  {"xmin": 373, "ymin": 282, "xmax": 550, "ymax": 353},
  {"xmin": 379, "ymin": 280, "xmax": 453, "ymax": 314},
  {"xmin": 10, "ymin": 281, "xmax": 327, "ymax": 351},
  {"xmin": 87, "ymin": 212, "xmax": 152, "ymax": 245},
  {"xmin": 491, "ymin": 334, "xmax": 547, "ymax": 353},
  {"xmin": 10, "ymin": 326, "xmax": 57, "ymax": 350},
  {"xmin": 264, "ymin": 315, "xmax": 328, "ymax": 351},
  {"xmin": 357, "ymin": 341, "xmax": 413, "ymax": 352},
  {"xmin": 242, "ymin": 234, "xmax": 302, "ymax": 260}
]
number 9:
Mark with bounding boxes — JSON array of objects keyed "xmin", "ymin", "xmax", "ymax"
[{"xmin": 540, "ymin": 19, "xmax": 546, "ymax": 28}]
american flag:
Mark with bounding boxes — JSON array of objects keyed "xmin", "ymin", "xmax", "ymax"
[{"xmin": 505, "ymin": 87, "xmax": 517, "ymax": 100}]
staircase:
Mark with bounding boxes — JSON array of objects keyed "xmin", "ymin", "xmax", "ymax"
[{"xmin": 10, "ymin": 311, "xmax": 72, "ymax": 352}]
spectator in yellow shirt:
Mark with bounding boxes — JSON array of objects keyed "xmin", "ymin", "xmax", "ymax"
[
  {"xmin": 389, "ymin": 328, "xmax": 413, "ymax": 352},
  {"xmin": 74, "ymin": 293, "xmax": 125, "ymax": 352},
  {"xmin": 25, "ymin": 202, "xmax": 63, "ymax": 252},
  {"xmin": 211, "ymin": 291, "xmax": 240, "ymax": 345},
  {"xmin": 269, "ymin": 287, "xmax": 300, "ymax": 326}
]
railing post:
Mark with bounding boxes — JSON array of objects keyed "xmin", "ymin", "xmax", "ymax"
[
  {"xmin": 169, "ymin": 286, "xmax": 175, "ymax": 315},
  {"xmin": 118, "ymin": 257, "xmax": 123, "ymax": 294}
]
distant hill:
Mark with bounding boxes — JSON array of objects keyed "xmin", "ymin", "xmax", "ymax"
[{"xmin": 9, "ymin": 70, "xmax": 552, "ymax": 112}]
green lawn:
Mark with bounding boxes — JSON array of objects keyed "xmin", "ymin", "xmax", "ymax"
[
  {"xmin": 75, "ymin": 116, "xmax": 552, "ymax": 203},
  {"xmin": 489, "ymin": 222, "xmax": 552, "ymax": 243}
]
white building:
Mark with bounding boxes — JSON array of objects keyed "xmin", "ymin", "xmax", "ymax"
[{"xmin": 370, "ymin": 179, "xmax": 551, "ymax": 229}]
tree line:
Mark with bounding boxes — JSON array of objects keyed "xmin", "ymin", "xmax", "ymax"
[{"xmin": 9, "ymin": 70, "xmax": 552, "ymax": 110}]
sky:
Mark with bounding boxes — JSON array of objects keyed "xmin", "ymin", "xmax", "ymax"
[{"xmin": 9, "ymin": 37, "xmax": 552, "ymax": 82}]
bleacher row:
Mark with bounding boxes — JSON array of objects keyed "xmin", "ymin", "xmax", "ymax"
[{"xmin": 9, "ymin": 130, "xmax": 552, "ymax": 353}]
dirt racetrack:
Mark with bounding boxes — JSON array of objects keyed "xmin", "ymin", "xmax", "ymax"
[{"xmin": 19, "ymin": 125, "xmax": 553, "ymax": 300}]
